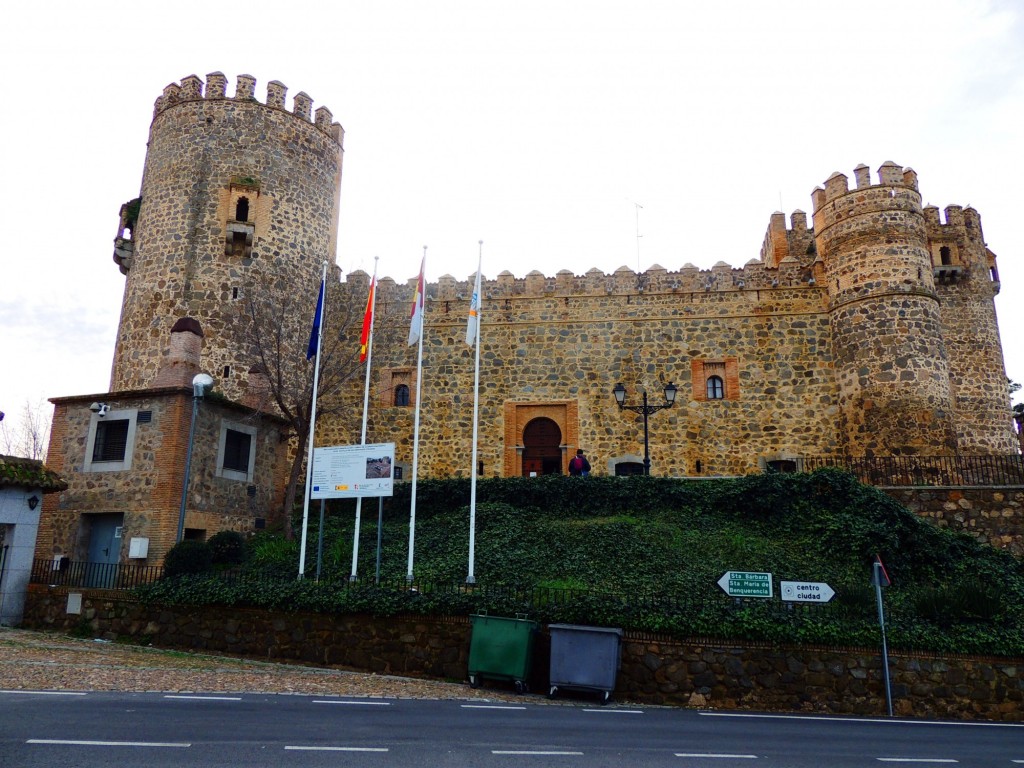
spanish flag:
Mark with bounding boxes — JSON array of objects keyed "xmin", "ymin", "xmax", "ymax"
[{"xmin": 359, "ymin": 278, "xmax": 376, "ymax": 363}]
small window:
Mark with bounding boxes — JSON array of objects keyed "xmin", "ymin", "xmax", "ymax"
[
  {"xmin": 223, "ymin": 429, "xmax": 252, "ymax": 473},
  {"xmin": 235, "ymin": 196, "xmax": 250, "ymax": 222},
  {"xmin": 706, "ymin": 375, "xmax": 725, "ymax": 400},
  {"xmin": 216, "ymin": 420, "xmax": 257, "ymax": 482},
  {"xmin": 92, "ymin": 419, "xmax": 130, "ymax": 462},
  {"xmin": 84, "ymin": 408, "xmax": 139, "ymax": 473},
  {"xmin": 394, "ymin": 384, "xmax": 410, "ymax": 406},
  {"xmin": 766, "ymin": 459, "xmax": 797, "ymax": 473},
  {"xmin": 940, "ymin": 246, "xmax": 952, "ymax": 266},
  {"xmin": 223, "ymin": 365, "xmax": 231, "ymax": 379}
]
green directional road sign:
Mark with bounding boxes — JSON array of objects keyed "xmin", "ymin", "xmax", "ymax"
[{"xmin": 717, "ymin": 571, "xmax": 773, "ymax": 598}]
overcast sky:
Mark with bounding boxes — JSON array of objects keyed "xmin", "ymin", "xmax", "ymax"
[{"xmin": 2, "ymin": 0, "xmax": 1022, "ymax": 449}]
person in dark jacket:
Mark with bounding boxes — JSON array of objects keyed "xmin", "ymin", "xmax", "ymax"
[{"xmin": 568, "ymin": 448, "xmax": 591, "ymax": 477}]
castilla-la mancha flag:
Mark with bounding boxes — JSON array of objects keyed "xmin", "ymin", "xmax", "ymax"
[
  {"xmin": 408, "ymin": 257, "xmax": 425, "ymax": 346},
  {"xmin": 359, "ymin": 278, "xmax": 376, "ymax": 363},
  {"xmin": 465, "ymin": 269, "xmax": 482, "ymax": 346}
]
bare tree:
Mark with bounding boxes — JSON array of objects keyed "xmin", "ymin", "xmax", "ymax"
[
  {"xmin": 241, "ymin": 272, "xmax": 403, "ymax": 538},
  {"xmin": 0, "ymin": 399, "xmax": 52, "ymax": 460}
]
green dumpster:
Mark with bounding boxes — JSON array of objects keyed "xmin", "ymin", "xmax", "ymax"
[{"xmin": 468, "ymin": 614, "xmax": 538, "ymax": 693}]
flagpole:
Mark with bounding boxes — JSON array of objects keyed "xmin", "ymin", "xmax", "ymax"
[
  {"xmin": 298, "ymin": 260, "xmax": 328, "ymax": 579},
  {"xmin": 407, "ymin": 247, "xmax": 427, "ymax": 582},
  {"xmin": 350, "ymin": 257, "xmax": 378, "ymax": 581},
  {"xmin": 467, "ymin": 242, "xmax": 483, "ymax": 585}
]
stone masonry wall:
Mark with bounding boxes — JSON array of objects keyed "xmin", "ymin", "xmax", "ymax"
[
  {"xmin": 885, "ymin": 487, "xmax": 1024, "ymax": 554},
  {"xmin": 36, "ymin": 392, "xmax": 288, "ymax": 566},
  {"xmin": 22, "ymin": 586, "xmax": 1023, "ymax": 721}
]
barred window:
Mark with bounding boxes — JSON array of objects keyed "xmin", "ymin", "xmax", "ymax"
[
  {"xmin": 92, "ymin": 419, "xmax": 130, "ymax": 462},
  {"xmin": 394, "ymin": 384, "xmax": 410, "ymax": 407}
]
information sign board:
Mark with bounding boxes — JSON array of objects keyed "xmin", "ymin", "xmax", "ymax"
[
  {"xmin": 780, "ymin": 581, "xmax": 835, "ymax": 603},
  {"xmin": 311, "ymin": 443, "xmax": 396, "ymax": 499}
]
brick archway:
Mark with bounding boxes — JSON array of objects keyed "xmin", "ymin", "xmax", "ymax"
[{"xmin": 503, "ymin": 401, "xmax": 579, "ymax": 477}]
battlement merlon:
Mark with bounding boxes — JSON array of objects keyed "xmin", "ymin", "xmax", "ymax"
[
  {"xmin": 152, "ymin": 72, "xmax": 343, "ymax": 141},
  {"xmin": 760, "ymin": 210, "xmax": 811, "ymax": 269},
  {"xmin": 923, "ymin": 204, "xmax": 986, "ymax": 247},
  {"xmin": 811, "ymin": 161, "xmax": 921, "ymax": 211}
]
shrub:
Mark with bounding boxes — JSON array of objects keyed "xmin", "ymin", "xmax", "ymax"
[
  {"xmin": 163, "ymin": 540, "xmax": 214, "ymax": 577},
  {"xmin": 208, "ymin": 530, "xmax": 247, "ymax": 565}
]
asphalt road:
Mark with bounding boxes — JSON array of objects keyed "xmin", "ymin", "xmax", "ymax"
[{"xmin": 2, "ymin": 689, "xmax": 1022, "ymax": 767}]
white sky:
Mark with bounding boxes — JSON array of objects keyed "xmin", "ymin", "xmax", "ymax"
[{"xmin": 2, "ymin": 0, "xmax": 1022, "ymax": 449}]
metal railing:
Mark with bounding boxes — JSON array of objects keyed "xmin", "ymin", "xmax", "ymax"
[
  {"xmin": 30, "ymin": 558, "xmax": 164, "ymax": 590},
  {"xmin": 797, "ymin": 454, "xmax": 1024, "ymax": 487}
]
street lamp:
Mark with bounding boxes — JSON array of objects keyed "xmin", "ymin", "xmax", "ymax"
[
  {"xmin": 177, "ymin": 373, "xmax": 214, "ymax": 543},
  {"xmin": 612, "ymin": 381, "xmax": 677, "ymax": 476}
]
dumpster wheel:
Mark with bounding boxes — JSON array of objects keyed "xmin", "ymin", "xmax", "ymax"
[
  {"xmin": 601, "ymin": 691, "xmax": 611, "ymax": 705},
  {"xmin": 514, "ymin": 680, "xmax": 527, "ymax": 694},
  {"xmin": 547, "ymin": 686, "xmax": 558, "ymax": 700},
  {"xmin": 469, "ymin": 674, "xmax": 480, "ymax": 689}
]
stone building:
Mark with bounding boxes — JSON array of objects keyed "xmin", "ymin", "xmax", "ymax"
[
  {"xmin": 328, "ymin": 163, "xmax": 1016, "ymax": 480},
  {"xmin": 34, "ymin": 71, "xmax": 1019, "ymax": 570}
]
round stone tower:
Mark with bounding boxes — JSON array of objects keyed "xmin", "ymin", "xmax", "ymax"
[
  {"xmin": 813, "ymin": 161, "xmax": 957, "ymax": 457},
  {"xmin": 110, "ymin": 72, "xmax": 344, "ymax": 401}
]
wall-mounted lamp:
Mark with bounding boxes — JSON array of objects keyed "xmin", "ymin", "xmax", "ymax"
[
  {"xmin": 89, "ymin": 402, "xmax": 110, "ymax": 417},
  {"xmin": 27, "ymin": 495, "xmax": 40, "ymax": 510}
]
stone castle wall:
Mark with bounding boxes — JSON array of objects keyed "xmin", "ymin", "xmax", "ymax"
[
  {"xmin": 110, "ymin": 73, "xmax": 344, "ymax": 403},
  {"xmin": 315, "ymin": 166, "xmax": 1011, "ymax": 479},
  {"xmin": 22, "ymin": 587, "xmax": 1023, "ymax": 721}
]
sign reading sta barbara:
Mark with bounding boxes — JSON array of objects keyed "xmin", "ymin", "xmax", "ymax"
[
  {"xmin": 780, "ymin": 581, "xmax": 835, "ymax": 603},
  {"xmin": 717, "ymin": 571, "xmax": 773, "ymax": 598},
  {"xmin": 311, "ymin": 442, "xmax": 396, "ymax": 499}
]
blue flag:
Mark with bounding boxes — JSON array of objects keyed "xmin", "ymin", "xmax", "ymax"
[{"xmin": 306, "ymin": 280, "xmax": 325, "ymax": 360}]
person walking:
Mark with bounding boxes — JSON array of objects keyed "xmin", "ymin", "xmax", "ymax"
[{"xmin": 568, "ymin": 449, "xmax": 591, "ymax": 477}]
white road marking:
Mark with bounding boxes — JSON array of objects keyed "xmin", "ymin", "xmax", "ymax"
[
  {"xmin": 28, "ymin": 739, "xmax": 190, "ymax": 747},
  {"xmin": 876, "ymin": 760, "xmax": 958, "ymax": 764},
  {"xmin": 1, "ymin": 690, "xmax": 86, "ymax": 696},
  {"xmin": 492, "ymin": 750, "xmax": 584, "ymax": 755},
  {"xmin": 312, "ymin": 699, "xmax": 391, "ymax": 705},
  {"xmin": 285, "ymin": 745, "xmax": 389, "ymax": 752},
  {"xmin": 164, "ymin": 694, "xmax": 241, "ymax": 701},
  {"xmin": 462, "ymin": 704, "xmax": 528, "ymax": 710},
  {"xmin": 699, "ymin": 712, "xmax": 1024, "ymax": 728},
  {"xmin": 675, "ymin": 753, "xmax": 757, "ymax": 759},
  {"xmin": 583, "ymin": 708, "xmax": 642, "ymax": 714}
]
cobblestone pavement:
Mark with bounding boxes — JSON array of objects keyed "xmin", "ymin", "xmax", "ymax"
[{"xmin": 0, "ymin": 627, "xmax": 528, "ymax": 703}]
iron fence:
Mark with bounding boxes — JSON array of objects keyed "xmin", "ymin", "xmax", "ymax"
[
  {"xmin": 30, "ymin": 558, "xmax": 164, "ymax": 590},
  {"xmin": 798, "ymin": 454, "xmax": 1024, "ymax": 487}
]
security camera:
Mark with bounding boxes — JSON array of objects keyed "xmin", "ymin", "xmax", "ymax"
[{"xmin": 90, "ymin": 402, "xmax": 110, "ymax": 417}]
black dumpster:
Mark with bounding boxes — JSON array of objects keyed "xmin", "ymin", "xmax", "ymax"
[{"xmin": 547, "ymin": 623, "xmax": 623, "ymax": 703}]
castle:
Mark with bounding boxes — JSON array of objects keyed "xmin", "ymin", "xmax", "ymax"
[{"xmin": 34, "ymin": 72, "xmax": 1018, "ymax": 570}]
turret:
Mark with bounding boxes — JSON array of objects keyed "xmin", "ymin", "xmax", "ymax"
[
  {"xmin": 814, "ymin": 162, "xmax": 956, "ymax": 456},
  {"xmin": 110, "ymin": 72, "xmax": 345, "ymax": 401}
]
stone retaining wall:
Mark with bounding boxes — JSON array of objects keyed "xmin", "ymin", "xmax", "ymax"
[
  {"xmin": 22, "ymin": 586, "xmax": 1022, "ymax": 721},
  {"xmin": 885, "ymin": 487, "xmax": 1024, "ymax": 555}
]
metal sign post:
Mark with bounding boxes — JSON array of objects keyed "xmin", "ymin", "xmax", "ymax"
[{"xmin": 873, "ymin": 555, "xmax": 893, "ymax": 717}]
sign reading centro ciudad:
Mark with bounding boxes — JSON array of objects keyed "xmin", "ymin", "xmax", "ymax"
[{"xmin": 717, "ymin": 572, "xmax": 835, "ymax": 603}]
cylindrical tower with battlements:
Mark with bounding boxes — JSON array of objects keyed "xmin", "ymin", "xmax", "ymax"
[
  {"xmin": 814, "ymin": 161, "xmax": 957, "ymax": 457},
  {"xmin": 110, "ymin": 72, "xmax": 344, "ymax": 401}
]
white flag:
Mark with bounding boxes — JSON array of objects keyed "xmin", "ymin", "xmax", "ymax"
[
  {"xmin": 466, "ymin": 268, "xmax": 482, "ymax": 346},
  {"xmin": 408, "ymin": 256, "xmax": 426, "ymax": 346}
]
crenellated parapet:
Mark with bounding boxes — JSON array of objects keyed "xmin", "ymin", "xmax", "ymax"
[
  {"xmin": 153, "ymin": 72, "xmax": 342, "ymax": 141},
  {"xmin": 348, "ymin": 257, "xmax": 823, "ymax": 303}
]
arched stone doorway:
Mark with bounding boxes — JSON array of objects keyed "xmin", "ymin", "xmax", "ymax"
[{"xmin": 522, "ymin": 417, "xmax": 563, "ymax": 476}]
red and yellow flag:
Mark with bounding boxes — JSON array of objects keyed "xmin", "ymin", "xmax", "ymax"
[{"xmin": 359, "ymin": 278, "xmax": 376, "ymax": 363}]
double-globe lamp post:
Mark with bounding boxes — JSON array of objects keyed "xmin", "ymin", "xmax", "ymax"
[
  {"xmin": 177, "ymin": 373, "xmax": 214, "ymax": 543},
  {"xmin": 612, "ymin": 381, "xmax": 677, "ymax": 476}
]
